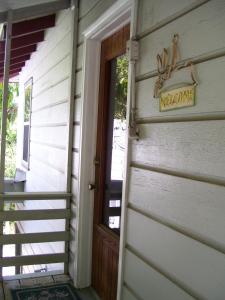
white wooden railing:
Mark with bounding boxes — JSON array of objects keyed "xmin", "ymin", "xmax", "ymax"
[{"xmin": 0, "ymin": 191, "xmax": 72, "ymax": 276}]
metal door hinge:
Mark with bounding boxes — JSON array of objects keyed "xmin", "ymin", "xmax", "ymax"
[{"xmin": 126, "ymin": 40, "xmax": 139, "ymax": 62}]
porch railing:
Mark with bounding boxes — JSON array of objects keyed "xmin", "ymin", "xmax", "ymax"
[{"xmin": 0, "ymin": 191, "xmax": 72, "ymax": 277}]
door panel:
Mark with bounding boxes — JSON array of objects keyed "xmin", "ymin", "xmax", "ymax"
[{"xmin": 92, "ymin": 25, "xmax": 130, "ymax": 300}]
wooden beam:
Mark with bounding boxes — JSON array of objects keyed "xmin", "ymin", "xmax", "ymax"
[
  {"xmin": 0, "ymin": 45, "xmax": 37, "ymax": 62},
  {"xmin": 0, "ymin": 231, "xmax": 70, "ymax": 244},
  {"xmin": 0, "ymin": 0, "xmax": 71, "ymax": 23},
  {"xmin": 0, "ymin": 192, "xmax": 72, "ymax": 201},
  {"xmin": 0, "ymin": 209, "xmax": 71, "ymax": 221},
  {"xmin": 0, "ymin": 67, "xmax": 21, "ymax": 77},
  {"xmin": 0, "ymin": 253, "xmax": 67, "ymax": 267},
  {"xmin": 0, "ymin": 45, "xmax": 36, "ymax": 62},
  {"xmin": 0, "ymin": 31, "xmax": 44, "ymax": 53},
  {"xmin": 9, "ymin": 54, "xmax": 31, "ymax": 67},
  {"xmin": 11, "ymin": 14, "xmax": 56, "ymax": 37},
  {"xmin": 0, "ymin": 61, "xmax": 25, "ymax": 73}
]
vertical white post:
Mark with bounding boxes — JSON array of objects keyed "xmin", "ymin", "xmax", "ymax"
[
  {"xmin": 0, "ymin": 11, "xmax": 12, "ymax": 278},
  {"xmin": 64, "ymin": 0, "xmax": 78, "ymax": 274}
]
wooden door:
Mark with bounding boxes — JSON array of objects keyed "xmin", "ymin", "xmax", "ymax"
[{"xmin": 92, "ymin": 25, "xmax": 130, "ymax": 300}]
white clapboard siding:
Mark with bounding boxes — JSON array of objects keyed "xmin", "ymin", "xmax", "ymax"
[
  {"xmin": 75, "ymin": 70, "xmax": 83, "ymax": 96},
  {"xmin": 28, "ymin": 157, "xmax": 66, "ymax": 191},
  {"xmin": 70, "ymin": 214, "xmax": 77, "ymax": 253},
  {"xmin": 132, "ymin": 121, "xmax": 225, "ymax": 178},
  {"xmin": 20, "ymin": 9, "xmax": 72, "ymax": 79},
  {"xmin": 127, "ymin": 209, "xmax": 225, "ymax": 300},
  {"xmin": 71, "ymin": 177, "xmax": 79, "ymax": 199},
  {"xmin": 136, "ymin": 56, "xmax": 225, "ymax": 119},
  {"xmin": 30, "ymin": 143, "xmax": 66, "ymax": 175},
  {"xmin": 137, "ymin": 0, "xmax": 198, "ymax": 35},
  {"xmin": 30, "ymin": 126, "xmax": 67, "ymax": 149},
  {"xmin": 24, "ymin": 32, "xmax": 71, "ymax": 85},
  {"xmin": 32, "ymin": 102, "xmax": 68, "ymax": 126},
  {"xmin": 17, "ymin": 8, "xmax": 72, "ymax": 265},
  {"xmin": 77, "ymin": 0, "xmax": 116, "ymax": 43},
  {"xmin": 78, "ymin": 0, "xmax": 101, "ymax": 19},
  {"xmin": 76, "ymin": 44, "xmax": 84, "ymax": 70},
  {"xmin": 22, "ymin": 198, "xmax": 66, "ymax": 210},
  {"xmin": 74, "ymin": 97, "xmax": 81, "ymax": 122},
  {"xmin": 32, "ymin": 55, "xmax": 70, "ymax": 98},
  {"xmin": 137, "ymin": 0, "xmax": 225, "ymax": 76},
  {"xmin": 124, "ymin": 250, "xmax": 194, "ymax": 300},
  {"xmin": 129, "ymin": 167, "xmax": 225, "ymax": 251},
  {"xmin": 73, "ymin": 124, "xmax": 81, "ymax": 150},
  {"xmin": 72, "ymin": 152, "xmax": 79, "ymax": 178},
  {"xmin": 122, "ymin": 286, "xmax": 138, "ymax": 300},
  {"xmin": 32, "ymin": 78, "xmax": 69, "ymax": 111},
  {"xmin": 32, "ymin": 33, "xmax": 71, "ymax": 83},
  {"xmin": 18, "ymin": 219, "xmax": 65, "ymax": 234}
]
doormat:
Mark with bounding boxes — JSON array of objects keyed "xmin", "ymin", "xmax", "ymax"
[{"xmin": 11, "ymin": 283, "xmax": 81, "ymax": 300}]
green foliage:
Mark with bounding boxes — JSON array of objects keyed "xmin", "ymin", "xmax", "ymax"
[
  {"xmin": 114, "ymin": 55, "xmax": 128, "ymax": 120},
  {"xmin": 0, "ymin": 82, "xmax": 18, "ymax": 178}
]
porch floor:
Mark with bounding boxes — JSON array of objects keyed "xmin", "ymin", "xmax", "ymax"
[{"xmin": 0, "ymin": 274, "xmax": 100, "ymax": 300}]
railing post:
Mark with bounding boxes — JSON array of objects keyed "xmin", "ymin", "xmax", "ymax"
[
  {"xmin": 64, "ymin": 0, "xmax": 79, "ymax": 274},
  {"xmin": 0, "ymin": 10, "xmax": 12, "ymax": 279}
]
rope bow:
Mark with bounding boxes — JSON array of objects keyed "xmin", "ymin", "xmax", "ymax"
[{"xmin": 154, "ymin": 34, "xmax": 198, "ymax": 98}]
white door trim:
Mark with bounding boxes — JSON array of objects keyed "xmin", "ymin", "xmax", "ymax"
[{"xmin": 75, "ymin": 1, "xmax": 135, "ymax": 297}]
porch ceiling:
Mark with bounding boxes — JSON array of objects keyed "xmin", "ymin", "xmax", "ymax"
[
  {"xmin": 0, "ymin": 14, "xmax": 56, "ymax": 81},
  {"xmin": 0, "ymin": 0, "xmax": 59, "ymax": 12}
]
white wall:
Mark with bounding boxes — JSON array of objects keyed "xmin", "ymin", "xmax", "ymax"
[
  {"xmin": 16, "ymin": 8, "xmax": 72, "ymax": 272},
  {"xmin": 73, "ymin": 0, "xmax": 225, "ymax": 299},
  {"xmin": 121, "ymin": 0, "xmax": 225, "ymax": 299}
]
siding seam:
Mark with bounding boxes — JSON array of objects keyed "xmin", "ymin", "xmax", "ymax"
[
  {"xmin": 32, "ymin": 76, "xmax": 69, "ymax": 99},
  {"xmin": 126, "ymin": 245, "xmax": 202, "ymax": 300},
  {"xmin": 128, "ymin": 203, "xmax": 225, "ymax": 258},
  {"xmin": 33, "ymin": 53, "xmax": 70, "ymax": 85},
  {"xmin": 73, "ymin": 121, "xmax": 80, "ymax": 126},
  {"xmin": 123, "ymin": 282, "xmax": 142, "ymax": 300},
  {"xmin": 31, "ymin": 122, "xmax": 67, "ymax": 128},
  {"xmin": 71, "ymin": 174, "xmax": 78, "ymax": 181},
  {"xmin": 72, "ymin": 148, "xmax": 79, "ymax": 153},
  {"xmin": 136, "ymin": 48, "xmax": 225, "ymax": 82},
  {"xmin": 131, "ymin": 161, "xmax": 225, "ymax": 188},
  {"xmin": 74, "ymin": 93, "xmax": 81, "ymax": 99},
  {"xmin": 30, "ymin": 140, "xmax": 66, "ymax": 150},
  {"xmin": 78, "ymin": 0, "xmax": 102, "ymax": 22},
  {"xmin": 23, "ymin": 28, "xmax": 71, "ymax": 79},
  {"xmin": 136, "ymin": 0, "xmax": 209, "ymax": 40},
  {"xmin": 136, "ymin": 111, "xmax": 225, "ymax": 124},
  {"xmin": 75, "ymin": 67, "xmax": 82, "ymax": 73},
  {"xmin": 30, "ymin": 155, "xmax": 65, "ymax": 174},
  {"xmin": 32, "ymin": 98, "xmax": 68, "ymax": 113}
]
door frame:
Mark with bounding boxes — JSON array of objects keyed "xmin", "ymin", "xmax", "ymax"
[{"xmin": 75, "ymin": 0, "xmax": 136, "ymax": 295}]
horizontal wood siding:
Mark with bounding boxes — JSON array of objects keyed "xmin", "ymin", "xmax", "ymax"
[
  {"xmin": 136, "ymin": 57, "xmax": 225, "ymax": 119},
  {"xmin": 132, "ymin": 121, "xmax": 225, "ymax": 178},
  {"xmin": 124, "ymin": 249, "xmax": 194, "ymax": 300},
  {"xmin": 136, "ymin": 0, "xmax": 225, "ymax": 77},
  {"xmin": 16, "ymin": 9, "xmax": 72, "ymax": 272},
  {"xmin": 121, "ymin": 0, "xmax": 225, "ymax": 299}
]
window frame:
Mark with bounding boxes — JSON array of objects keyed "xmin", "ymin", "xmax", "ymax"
[{"xmin": 22, "ymin": 77, "xmax": 33, "ymax": 169}]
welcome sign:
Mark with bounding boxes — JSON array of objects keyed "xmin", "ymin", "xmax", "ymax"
[
  {"xmin": 154, "ymin": 34, "xmax": 198, "ymax": 112},
  {"xmin": 160, "ymin": 85, "xmax": 195, "ymax": 112}
]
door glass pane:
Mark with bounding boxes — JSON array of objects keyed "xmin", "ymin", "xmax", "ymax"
[{"xmin": 103, "ymin": 54, "xmax": 128, "ymax": 234}]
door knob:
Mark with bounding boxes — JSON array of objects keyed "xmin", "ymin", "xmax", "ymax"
[{"xmin": 88, "ymin": 183, "xmax": 96, "ymax": 190}]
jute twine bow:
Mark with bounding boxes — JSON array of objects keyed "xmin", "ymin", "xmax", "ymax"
[{"xmin": 154, "ymin": 34, "xmax": 198, "ymax": 98}]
